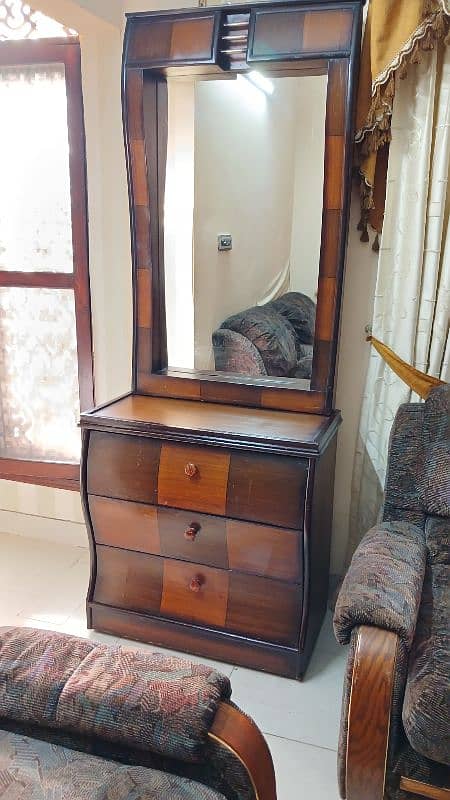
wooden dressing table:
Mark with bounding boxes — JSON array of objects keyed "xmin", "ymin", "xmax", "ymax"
[{"xmin": 81, "ymin": 0, "xmax": 364, "ymax": 679}]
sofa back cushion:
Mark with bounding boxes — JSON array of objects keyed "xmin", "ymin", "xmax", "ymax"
[
  {"xmin": 419, "ymin": 385, "xmax": 450, "ymax": 518},
  {"xmin": 382, "ymin": 403, "xmax": 426, "ymax": 525},
  {"xmin": 217, "ymin": 305, "xmax": 297, "ymax": 377},
  {"xmin": 0, "ymin": 627, "xmax": 231, "ymax": 763},
  {"xmin": 269, "ymin": 292, "xmax": 316, "ymax": 347},
  {"xmin": 402, "ymin": 516, "xmax": 450, "ymax": 766}
]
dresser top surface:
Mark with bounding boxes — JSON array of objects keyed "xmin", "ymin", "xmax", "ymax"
[{"xmin": 81, "ymin": 394, "xmax": 340, "ymax": 456}]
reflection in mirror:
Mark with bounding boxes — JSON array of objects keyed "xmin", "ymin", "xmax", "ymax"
[{"xmin": 164, "ymin": 72, "xmax": 328, "ymax": 388}]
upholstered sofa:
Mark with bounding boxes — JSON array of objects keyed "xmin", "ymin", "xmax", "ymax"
[
  {"xmin": 334, "ymin": 385, "xmax": 450, "ymax": 800},
  {"xmin": 212, "ymin": 291, "xmax": 316, "ymax": 379},
  {"xmin": 0, "ymin": 626, "xmax": 276, "ymax": 800}
]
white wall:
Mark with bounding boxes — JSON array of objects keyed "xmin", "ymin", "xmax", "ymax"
[
  {"xmin": 1, "ymin": 0, "xmax": 378, "ymax": 574},
  {"xmin": 289, "ymin": 75, "xmax": 327, "ymax": 301},
  {"xmin": 192, "ymin": 77, "xmax": 297, "ymax": 369},
  {"xmin": 332, "ymin": 189, "xmax": 378, "ymax": 573}
]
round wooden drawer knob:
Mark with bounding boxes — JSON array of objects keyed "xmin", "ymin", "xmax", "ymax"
[
  {"xmin": 184, "ymin": 523, "xmax": 200, "ymax": 541},
  {"xmin": 184, "ymin": 462, "xmax": 198, "ymax": 478},
  {"xmin": 189, "ymin": 576, "xmax": 203, "ymax": 593}
]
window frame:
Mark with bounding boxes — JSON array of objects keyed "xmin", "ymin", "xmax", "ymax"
[{"xmin": 0, "ymin": 37, "xmax": 94, "ymax": 490}]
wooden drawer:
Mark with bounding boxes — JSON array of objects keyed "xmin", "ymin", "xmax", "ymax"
[
  {"xmin": 94, "ymin": 546, "xmax": 301, "ymax": 646},
  {"xmin": 87, "ymin": 433, "xmax": 307, "ymax": 528},
  {"xmin": 158, "ymin": 443, "xmax": 230, "ymax": 516},
  {"xmin": 87, "ymin": 431, "xmax": 160, "ymax": 503},
  {"xmin": 158, "ymin": 442, "xmax": 307, "ymax": 528},
  {"xmin": 89, "ymin": 496, "xmax": 302, "ymax": 581}
]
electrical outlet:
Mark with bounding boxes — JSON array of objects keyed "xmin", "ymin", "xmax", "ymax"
[{"xmin": 218, "ymin": 234, "xmax": 232, "ymax": 251}]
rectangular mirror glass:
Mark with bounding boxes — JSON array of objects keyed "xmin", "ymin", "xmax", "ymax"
[{"xmin": 164, "ymin": 71, "xmax": 328, "ymax": 389}]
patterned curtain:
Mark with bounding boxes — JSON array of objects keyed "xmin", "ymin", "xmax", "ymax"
[{"xmin": 346, "ymin": 43, "xmax": 450, "ymax": 565}]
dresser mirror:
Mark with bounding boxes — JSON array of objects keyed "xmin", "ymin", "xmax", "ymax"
[
  {"xmin": 123, "ymin": 2, "xmax": 361, "ymax": 413},
  {"xmin": 164, "ymin": 72, "xmax": 328, "ymax": 389}
]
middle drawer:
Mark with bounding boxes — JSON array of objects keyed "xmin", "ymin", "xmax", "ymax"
[{"xmin": 89, "ymin": 495, "xmax": 302, "ymax": 583}]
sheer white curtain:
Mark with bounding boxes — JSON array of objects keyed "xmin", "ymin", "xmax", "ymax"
[{"xmin": 346, "ymin": 44, "xmax": 450, "ymax": 564}]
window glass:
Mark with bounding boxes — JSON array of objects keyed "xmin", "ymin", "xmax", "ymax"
[
  {"xmin": 0, "ymin": 63, "xmax": 73, "ymax": 272},
  {"xmin": 0, "ymin": 287, "xmax": 80, "ymax": 461}
]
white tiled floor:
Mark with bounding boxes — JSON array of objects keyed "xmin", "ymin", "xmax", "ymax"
[{"xmin": 0, "ymin": 532, "xmax": 347, "ymax": 799}]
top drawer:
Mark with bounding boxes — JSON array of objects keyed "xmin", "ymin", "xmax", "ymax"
[{"xmin": 87, "ymin": 433, "xmax": 307, "ymax": 528}]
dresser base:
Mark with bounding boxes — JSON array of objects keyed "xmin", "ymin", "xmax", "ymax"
[{"xmin": 88, "ymin": 602, "xmax": 304, "ymax": 680}]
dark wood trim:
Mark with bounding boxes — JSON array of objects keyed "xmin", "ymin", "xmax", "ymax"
[
  {"xmin": 0, "ymin": 38, "xmax": 94, "ymax": 488},
  {"xmin": 346, "ymin": 626, "xmax": 398, "ymax": 800},
  {"xmin": 80, "ymin": 429, "xmax": 96, "ymax": 627},
  {"xmin": 89, "ymin": 600, "xmax": 299, "ymax": 677},
  {"xmin": 80, "ymin": 404, "xmax": 342, "ymax": 459},
  {"xmin": 0, "ymin": 37, "xmax": 80, "ymax": 66},
  {"xmin": 122, "ymin": 0, "xmax": 364, "ymax": 414},
  {"xmin": 64, "ymin": 41, "xmax": 95, "ymax": 413},
  {"xmin": 126, "ymin": 0, "xmax": 362, "ymax": 20},
  {"xmin": 0, "ymin": 272, "xmax": 74, "ymax": 288},
  {"xmin": 0, "ymin": 458, "xmax": 79, "ymax": 491},
  {"xmin": 210, "ymin": 702, "xmax": 277, "ymax": 800},
  {"xmin": 399, "ymin": 779, "xmax": 450, "ymax": 800}
]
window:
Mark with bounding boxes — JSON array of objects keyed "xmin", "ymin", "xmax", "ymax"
[{"xmin": 0, "ymin": 2, "xmax": 93, "ymax": 489}]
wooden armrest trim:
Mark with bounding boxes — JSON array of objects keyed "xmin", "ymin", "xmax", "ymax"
[
  {"xmin": 346, "ymin": 626, "xmax": 399, "ymax": 800},
  {"xmin": 400, "ymin": 778, "xmax": 450, "ymax": 799},
  {"xmin": 209, "ymin": 701, "xmax": 277, "ymax": 800}
]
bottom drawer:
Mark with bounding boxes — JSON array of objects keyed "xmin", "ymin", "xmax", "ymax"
[{"xmin": 94, "ymin": 545, "xmax": 301, "ymax": 647}]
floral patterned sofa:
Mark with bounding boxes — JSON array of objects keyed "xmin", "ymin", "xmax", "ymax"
[
  {"xmin": 0, "ymin": 626, "xmax": 276, "ymax": 800},
  {"xmin": 334, "ymin": 385, "xmax": 450, "ymax": 800}
]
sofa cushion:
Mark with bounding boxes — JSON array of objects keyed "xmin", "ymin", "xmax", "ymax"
[
  {"xmin": 212, "ymin": 328, "xmax": 267, "ymax": 375},
  {"xmin": 419, "ymin": 385, "xmax": 450, "ymax": 518},
  {"xmin": 0, "ymin": 628, "xmax": 231, "ymax": 764},
  {"xmin": 402, "ymin": 516, "xmax": 450, "ymax": 766},
  {"xmin": 269, "ymin": 292, "xmax": 316, "ymax": 347},
  {"xmin": 0, "ymin": 627, "xmax": 96, "ymax": 726},
  {"xmin": 0, "ymin": 729, "xmax": 226, "ymax": 800},
  {"xmin": 218, "ymin": 305, "xmax": 297, "ymax": 376}
]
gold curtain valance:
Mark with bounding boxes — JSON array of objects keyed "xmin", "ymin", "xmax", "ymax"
[
  {"xmin": 367, "ymin": 336, "xmax": 447, "ymax": 398},
  {"xmin": 356, "ymin": 0, "xmax": 449, "ymax": 245}
]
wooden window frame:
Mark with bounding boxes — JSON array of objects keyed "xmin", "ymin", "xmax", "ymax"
[{"xmin": 0, "ymin": 37, "xmax": 93, "ymax": 491}]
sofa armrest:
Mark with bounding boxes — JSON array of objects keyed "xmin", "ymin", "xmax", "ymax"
[
  {"xmin": 334, "ymin": 522, "xmax": 427, "ymax": 650},
  {"xmin": 341, "ymin": 626, "xmax": 399, "ymax": 800}
]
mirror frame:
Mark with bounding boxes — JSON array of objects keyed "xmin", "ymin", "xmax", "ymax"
[{"xmin": 122, "ymin": 0, "xmax": 364, "ymax": 415}]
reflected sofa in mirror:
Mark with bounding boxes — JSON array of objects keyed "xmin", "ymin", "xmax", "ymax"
[{"xmin": 164, "ymin": 73, "xmax": 327, "ymax": 388}]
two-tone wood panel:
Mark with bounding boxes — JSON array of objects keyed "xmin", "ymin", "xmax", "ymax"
[
  {"xmin": 158, "ymin": 442, "xmax": 307, "ymax": 528},
  {"xmin": 87, "ymin": 434, "xmax": 307, "ymax": 528},
  {"xmin": 89, "ymin": 495, "xmax": 302, "ymax": 581},
  {"xmin": 94, "ymin": 545, "xmax": 301, "ymax": 646},
  {"xmin": 87, "ymin": 431, "xmax": 160, "ymax": 503},
  {"xmin": 310, "ymin": 57, "xmax": 350, "ymax": 401},
  {"xmin": 248, "ymin": 6, "xmax": 354, "ymax": 61},
  {"xmin": 126, "ymin": 13, "xmax": 219, "ymax": 68}
]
